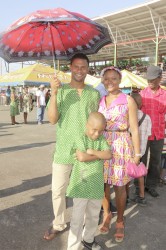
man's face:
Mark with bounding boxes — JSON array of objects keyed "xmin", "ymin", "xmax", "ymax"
[
  {"xmin": 70, "ymin": 58, "xmax": 89, "ymax": 83},
  {"xmin": 148, "ymin": 77, "xmax": 161, "ymax": 90}
]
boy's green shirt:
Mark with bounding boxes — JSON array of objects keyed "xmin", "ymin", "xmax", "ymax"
[{"xmin": 66, "ymin": 134, "xmax": 110, "ymax": 199}]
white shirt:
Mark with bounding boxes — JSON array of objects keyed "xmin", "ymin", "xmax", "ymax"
[
  {"xmin": 138, "ymin": 110, "xmax": 152, "ymax": 156},
  {"xmin": 36, "ymin": 89, "xmax": 46, "ymax": 106}
]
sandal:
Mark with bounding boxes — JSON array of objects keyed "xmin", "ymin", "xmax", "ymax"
[
  {"xmin": 99, "ymin": 213, "xmax": 112, "ymax": 234},
  {"xmin": 43, "ymin": 226, "xmax": 60, "ymax": 241},
  {"xmin": 114, "ymin": 221, "xmax": 125, "ymax": 243},
  {"xmin": 159, "ymin": 178, "xmax": 166, "ymax": 186}
]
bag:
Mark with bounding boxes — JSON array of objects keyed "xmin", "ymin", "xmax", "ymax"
[
  {"xmin": 126, "ymin": 161, "xmax": 148, "ymax": 178},
  {"xmin": 138, "ymin": 113, "xmax": 146, "ymax": 127}
]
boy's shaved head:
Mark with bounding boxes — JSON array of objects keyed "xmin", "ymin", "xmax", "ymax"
[
  {"xmin": 86, "ymin": 112, "xmax": 106, "ymax": 140},
  {"xmin": 87, "ymin": 112, "xmax": 106, "ymax": 126}
]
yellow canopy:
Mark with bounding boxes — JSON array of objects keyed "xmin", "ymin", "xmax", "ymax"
[
  {"xmin": 120, "ymin": 69, "xmax": 148, "ymax": 89},
  {"xmin": 66, "ymin": 72, "xmax": 101, "ymax": 87},
  {"xmin": 161, "ymin": 85, "xmax": 166, "ymax": 90},
  {"xmin": 0, "ymin": 63, "xmax": 71, "ymax": 86}
]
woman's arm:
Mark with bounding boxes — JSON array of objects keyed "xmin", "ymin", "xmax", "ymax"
[
  {"xmin": 128, "ymin": 96, "xmax": 141, "ymax": 165},
  {"xmin": 10, "ymin": 92, "xmax": 15, "ymax": 102},
  {"xmin": 37, "ymin": 95, "xmax": 40, "ymax": 108}
]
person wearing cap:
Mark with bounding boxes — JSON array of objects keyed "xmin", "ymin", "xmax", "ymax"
[
  {"xmin": 36, "ymin": 84, "xmax": 46, "ymax": 125},
  {"xmin": 140, "ymin": 65, "xmax": 166, "ymax": 198}
]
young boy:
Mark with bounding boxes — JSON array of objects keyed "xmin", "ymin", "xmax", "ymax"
[
  {"xmin": 66, "ymin": 112, "xmax": 111, "ymax": 250},
  {"xmin": 130, "ymin": 92, "xmax": 152, "ymax": 205}
]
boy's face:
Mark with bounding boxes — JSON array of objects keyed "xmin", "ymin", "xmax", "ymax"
[{"xmin": 86, "ymin": 121, "xmax": 106, "ymax": 140}]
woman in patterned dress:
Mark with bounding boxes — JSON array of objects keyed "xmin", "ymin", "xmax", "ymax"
[
  {"xmin": 22, "ymin": 86, "xmax": 33, "ymax": 124},
  {"xmin": 98, "ymin": 67, "xmax": 141, "ymax": 242}
]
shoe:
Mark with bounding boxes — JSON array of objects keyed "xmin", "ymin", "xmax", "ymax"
[
  {"xmin": 43, "ymin": 226, "xmax": 60, "ymax": 241},
  {"xmin": 134, "ymin": 196, "xmax": 147, "ymax": 206},
  {"xmin": 159, "ymin": 178, "xmax": 166, "ymax": 186},
  {"xmin": 145, "ymin": 187, "xmax": 159, "ymax": 198},
  {"xmin": 98, "ymin": 212, "xmax": 112, "ymax": 234},
  {"xmin": 82, "ymin": 239, "xmax": 103, "ymax": 250},
  {"xmin": 114, "ymin": 220, "xmax": 125, "ymax": 243},
  {"xmin": 38, "ymin": 122, "xmax": 42, "ymax": 125},
  {"xmin": 15, "ymin": 122, "xmax": 19, "ymax": 124}
]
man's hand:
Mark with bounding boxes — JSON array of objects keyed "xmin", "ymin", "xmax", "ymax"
[{"xmin": 50, "ymin": 76, "xmax": 61, "ymax": 95}]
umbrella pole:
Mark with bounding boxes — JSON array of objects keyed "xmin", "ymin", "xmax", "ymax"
[
  {"xmin": 52, "ymin": 53, "xmax": 56, "ymax": 73},
  {"xmin": 48, "ymin": 22, "xmax": 56, "ymax": 75}
]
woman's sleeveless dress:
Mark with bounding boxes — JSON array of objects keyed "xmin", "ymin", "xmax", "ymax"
[{"xmin": 98, "ymin": 93, "xmax": 134, "ymax": 186}]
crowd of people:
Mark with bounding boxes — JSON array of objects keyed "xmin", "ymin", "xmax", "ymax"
[
  {"xmin": 1, "ymin": 52, "xmax": 166, "ymax": 250},
  {"xmin": 4, "ymin": 85, "xmax": 51, "ymax": 125}
]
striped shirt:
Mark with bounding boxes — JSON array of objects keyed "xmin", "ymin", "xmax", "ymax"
[{"xmin": 138, "ymin": 110, "xmax": 152, "ymax": 156}]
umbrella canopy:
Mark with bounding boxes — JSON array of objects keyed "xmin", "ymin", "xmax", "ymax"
[
  {"xmin": 120, "ymin": 69, "xmax": 148, "ymax": 89},
  {"xmin": 0, "ymin": 63, "xmax": 71, "ymax": 86},
  {"xmin": 0, "ymin": 8, "xmax": 112, "ymax": 63}
]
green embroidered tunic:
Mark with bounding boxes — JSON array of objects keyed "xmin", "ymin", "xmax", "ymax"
[
  {"xmin": 66, "ymin": 134, "xmax": 110, "ymax": 199},
  {"xmin": 54, "ymin": 84, "xmax": 100, "ymax": 164}
]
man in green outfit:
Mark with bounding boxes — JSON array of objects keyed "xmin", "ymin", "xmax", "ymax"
[{"xmin": 44, "ymin": 53, "xmax": 100, "ymax": 241}]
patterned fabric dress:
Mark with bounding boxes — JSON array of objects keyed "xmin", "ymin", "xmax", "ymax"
[
  {"xmin": 98, "ymin": 93, "xmax": 134, "ymax": 186},
  {"xmin": 22, "ymin": 93, "xmax": 33, "ymax": 113}
]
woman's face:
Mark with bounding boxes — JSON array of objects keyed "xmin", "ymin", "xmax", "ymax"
[{"xmin": 102, "ymin": 70, "xmax": 121, "ymax": 93}]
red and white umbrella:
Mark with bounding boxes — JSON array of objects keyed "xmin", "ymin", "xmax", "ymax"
[{"xmin": 0, "ymin": 8, "xmax": 112, "ymax": 63}]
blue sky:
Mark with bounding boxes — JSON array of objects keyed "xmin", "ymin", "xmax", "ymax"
[{"xmin": 0, "ymin": 0, "xmax": 148, "ymax": 74}]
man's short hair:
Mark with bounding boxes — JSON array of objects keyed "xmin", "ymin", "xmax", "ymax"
[{"xmin": 70, "ymin": 53, "xmax": 89, "ymax": 65}]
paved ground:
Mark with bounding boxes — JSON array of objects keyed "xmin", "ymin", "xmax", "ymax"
[{"xmin": 0, "ymin": 105, "xmax": 166, "ymax": 250}]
